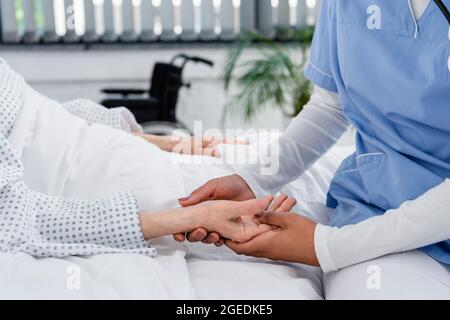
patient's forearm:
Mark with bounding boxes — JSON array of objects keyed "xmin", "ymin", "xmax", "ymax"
[{"xmin": 139, "ymin": 207, "xmax": 199, "ymax": 240}]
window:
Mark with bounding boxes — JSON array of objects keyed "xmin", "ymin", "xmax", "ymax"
[{"xmin": 0, "ymin": 0, "xmax": 321, "ymax": 44}]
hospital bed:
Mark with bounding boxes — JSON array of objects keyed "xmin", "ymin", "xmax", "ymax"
[
  {"xmin": 0, "ymin": 141, "xmax": 355, "ymax": 300},
  {"xmin": 3, "ymin": 90, "xmax": 355, "ymax": 299}
]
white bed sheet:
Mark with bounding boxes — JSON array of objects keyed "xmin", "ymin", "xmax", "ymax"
[
  {"xmin": 0, "ymin": 249, "xmax": 323, "ymax": 300},
  {"xmin": 0, "ymin": 141, "xmax": 346, "ymax": 300},
  {"xmin": 0, "ymin": 89, "xmax": 354, "ymax": 299}
]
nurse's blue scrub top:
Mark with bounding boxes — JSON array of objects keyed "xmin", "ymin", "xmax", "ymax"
[{"xmin": 305, "ymin": 0, "xmax": 450, "ymax": 264}]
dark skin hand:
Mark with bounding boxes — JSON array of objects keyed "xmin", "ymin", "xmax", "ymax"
[{"xmin": 226, "ymin": 212, "xmax": 320, "ymax": 266}]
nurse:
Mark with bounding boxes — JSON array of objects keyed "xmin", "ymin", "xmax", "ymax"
[{"xmin": 178, "ymin": 0, "xmax": 450, "ymax": 298}]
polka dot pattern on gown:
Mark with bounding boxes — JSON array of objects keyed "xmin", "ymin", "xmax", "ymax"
[
  {"xmin": 62, "ymin": 99, "xmax": 143, "ymax": 134},
  {"xmin": 0, "ymin": 58, "xmax": 155, "ymax": 258},
  {"xmin": 0, "ymin": 59, "xmax": 25, "ymax": 137}
]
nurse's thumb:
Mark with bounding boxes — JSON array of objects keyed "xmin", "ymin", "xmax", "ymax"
[{"xmin": 178, "ymin": 180, "xmax": 217, "ymax": 206}]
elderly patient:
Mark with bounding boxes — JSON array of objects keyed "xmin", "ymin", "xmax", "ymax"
[{"xmin": 0, "ymin": 59, "xmax": 300, "ymax": 258}]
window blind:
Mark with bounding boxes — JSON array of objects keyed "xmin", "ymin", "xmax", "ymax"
[{"xmin": 1, "ymin": 0, "xmax": 320, "ymax": 44}]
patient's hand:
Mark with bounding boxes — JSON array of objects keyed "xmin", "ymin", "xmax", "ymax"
[
  {"xmin": 189, "ymin": 197, "xmax": 275, "ymax": 243},
  {"xmin": 176, "ymin": 194, "xmax": 297, "ymax": 244},
  {"xmin": 139, "ymin": 197, "xmax": 273, "ymax": 242},
  {"xmin": 136, "ymin": 134, "xmax": 247, "ymax": 158}
]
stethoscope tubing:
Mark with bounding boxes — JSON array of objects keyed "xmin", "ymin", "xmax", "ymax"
[{"xmin": 433, "ymin": 0, "xmax": 450, "ymax": 25}]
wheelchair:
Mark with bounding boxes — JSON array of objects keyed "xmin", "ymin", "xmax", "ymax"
[{"xmin": 100, "ymin": 54, "xmax": 214, "ymax": 136}]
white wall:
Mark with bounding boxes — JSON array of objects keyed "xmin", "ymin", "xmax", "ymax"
[{"xmin": 1, "ymin": 47, "xmax": 288, "ymax": 133}]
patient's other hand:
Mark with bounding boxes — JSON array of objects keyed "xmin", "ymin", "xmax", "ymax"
[{"xmin": 137, "ymin": 134, "xmax": 247, "ymax": 158}]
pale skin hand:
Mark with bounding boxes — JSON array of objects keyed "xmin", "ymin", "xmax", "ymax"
[
  {"xmin": 135, "ymin": 134, "xmax": 248, "ymax": 158},
  {"xmin": 138, "ymin": 196, "xmax": 274, "ymax": 243},
  {"xmin": 226, "ymin": 212, "xmax": 320, "ymax": 266},
  {"xmin": 175, "ymin": 174, "xmax": 257, "ymax": 243}
]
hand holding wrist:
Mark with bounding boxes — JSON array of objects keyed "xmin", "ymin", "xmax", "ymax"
[{"xmin": 225, "ymin": 212, "xmax": 320, "ymax": 267}]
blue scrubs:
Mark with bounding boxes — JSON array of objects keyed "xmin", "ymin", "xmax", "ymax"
[{"xmin": 305, "ymin": 0, "xmax": 450, "ymax": 264}]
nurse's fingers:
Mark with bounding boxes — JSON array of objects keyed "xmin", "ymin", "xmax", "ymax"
[
  {"xmin": 178, "ymin": 179, "xmax": 218, "ymax": 207},
  {"xmin": 173, "ymin": 233, "xmax": 186, "ymax": 242},
  {"xmin": 255, "ymin": 212, "xmax": 290, "ymax": 228},
  {"xmin": 276, "ymin": 197, "xmax": 297, "ymax": 213},
  {"xmin": 267, "ymin": 194, "xmax": 288, "ymax": 212},
  {"xmin": 217, "ymin": 238, "xmax": 225, "ymax": 246},
  {"xmin": 267, "ymin": 194, "xmax": 297, "ymax": 213},
  {"xmin": 187, "ymin": 228, "xmax": 209, "ymax": 242},
  {"xmin": 225, "ymin": 237, "xmax": 266, "ymax": 257},
  {"xmin": 205, "ymin": 232, "xmax": 221, "ymax": 243}
]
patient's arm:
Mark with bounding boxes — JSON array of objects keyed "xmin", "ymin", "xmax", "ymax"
[
  {"xmin": 61, "ymin": 99, "xmax": 244, "ymax": 158},
  {"xmin": 3, "ymin": 63, "xmax": 151, "ymax": 258},
  {"xmin": 0, "ymin": 136, "xmax": 155, "ymax": 258},
  {"xmin": 62, "ymin": 99, "xmax": 143, "ymax": 134}
]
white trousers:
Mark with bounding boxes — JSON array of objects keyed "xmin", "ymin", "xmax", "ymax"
[{"xmin": 324, "ymin": 250, "xmax": 450, "ymax": 300}]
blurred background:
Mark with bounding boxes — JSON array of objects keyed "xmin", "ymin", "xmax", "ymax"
[{"xmin": 0, "ymin": 0, "xmax": 321, "ymax": 133}]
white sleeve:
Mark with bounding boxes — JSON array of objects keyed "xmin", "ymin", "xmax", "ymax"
[
  {"xmin": 315, "ymin": 179, "xmax": 450, "ymax": 272},
  {"xmin": 235, "ymin": 86, "xmax": 350, "ymax": 198},
  {"xmin": 62, "ymin": 99, "xmax": 143, "ymax": 134}
]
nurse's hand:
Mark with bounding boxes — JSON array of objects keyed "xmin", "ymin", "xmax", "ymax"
[
  {"xmin": 179, "ymin": 174, "xmax": 256, "ymax": 205},
  {"xmin": 175, "ymin": 192, "xmax": 297, "ymax": 244},
  {"xmin": 226, "ymin": 212, "xmax": 320, "ymax": 266}
]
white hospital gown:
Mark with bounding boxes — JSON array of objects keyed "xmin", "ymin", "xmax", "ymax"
[{"xmin": 0, "ymin": 59, "xmax": 156, "ymax": 258}]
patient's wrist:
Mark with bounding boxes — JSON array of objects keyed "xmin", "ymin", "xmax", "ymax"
[
  {"xmin": 139, "ymin": 208, "xmax": 199, "ymax": 240},
  {"xmin": 182, "ymin": 205, "xmax": 209, "ymax": 230}
]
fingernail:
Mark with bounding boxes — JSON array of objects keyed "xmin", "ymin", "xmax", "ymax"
[
  {"xmin": 178, "ymin": 197, "xmax": 189, "ymax": 202},
  {"xmin": 196, "ymin": 231, "xmax": 206, "ymax": 238}
]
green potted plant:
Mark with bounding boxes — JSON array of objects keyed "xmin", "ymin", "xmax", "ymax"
[{"xmin": 223, "ymin": 27, "xmax": 315, "ymax": 122}]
